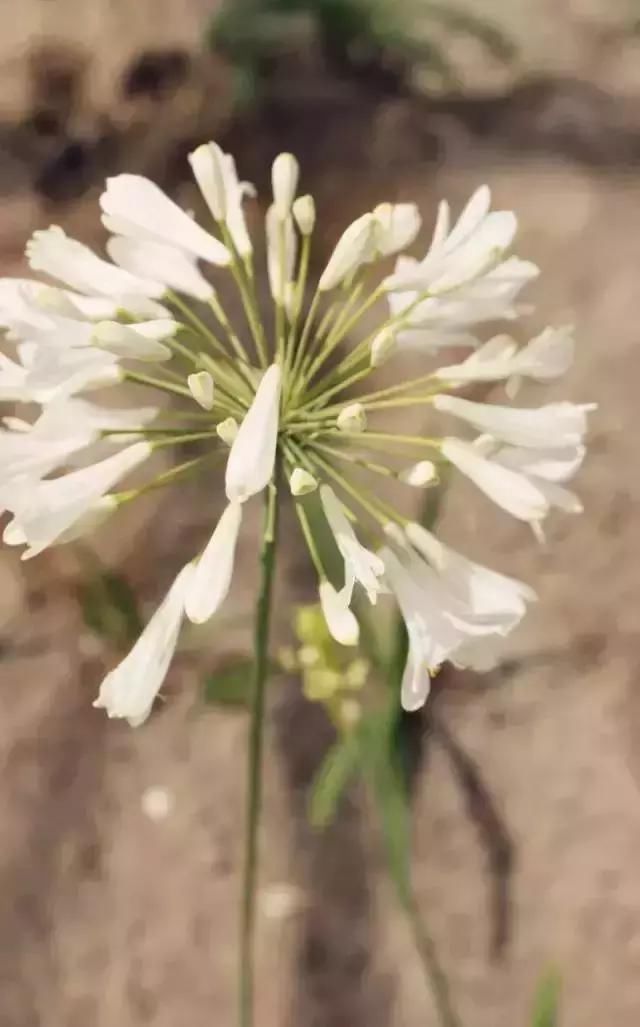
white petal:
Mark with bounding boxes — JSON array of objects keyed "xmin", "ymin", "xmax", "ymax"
[
  {"xmin": 93, "ymin": 564, "xmax": 192, "ymax": 726},
  {"xmin": 514, "ymin": 325, "xmax": 574, "ymax": 381},
  {"xmin": 26, "ymin": 226, "xmax": 164, "ymax": 298},
  {"xmin": 320, "ymin": 485, "xmax": 385, "ymax": 602},
  {"xmin": 107, "ymin": 236, "xmax": 214, "ymax": 302},
  {"xmin": 373, "ymin": 202, "xmax": 421, "ymax": 256},
  {"xmin": 293, "ymin": 195, "xmax": 315, "ymax": 235},
  {"xmin": 225, "ymin": 364, "xmax": 281, "ymax": 503},
  {"xmin": 100, "ymin": 175, "xmax": 231, "ymax": 266},
  {"xmin": 434, "ymin": 395, "xmax": 594, "ymax": 449},
  {"xmin": 319, "ymin": 580, "xmax": 359, "ymax": 646},
  {"xmin": 289, "ymin": 467, "xmax": 318, "ymax": 496},
  {"xmin": 91, "ymin": 321, "xmax": 174, "ymax": 361},
  {"xmin": 442, "ymin": 437, "xmax": 549, "ymax": 522},
  {"xmin": 185, "ymin": 503, "xmax": 242, "ymax": 624},
  {"xmin": 319, "ymin": 214, "xmax": 376, "ymax": 291},
  {"xmin": 401, "ymin": 621, "xmax": 432, "ymax": 711},
  {"xmin": 188, "ymin": 142, "xmax": 230, "ymax": 220},
  {"xmin": 7, "ymin": 441, "xmax": 150, "ymax": 557}
]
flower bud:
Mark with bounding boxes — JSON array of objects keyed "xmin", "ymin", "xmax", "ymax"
[
  {"xmin": 337, "ymin": 402, "xmax": 367, "ymax": 433},
  {"xmin": 216, "ymin": 417, "xmax": 238, "ymax": 445},
  {"xmin": 272, "ymin": 153, "xmax": 299, "ymax": 219},
  {"xmin": 370, "ymin": 327, "xmax": 397, "ymax": 367},
  {"xmin": 292, "ymin": 194, "xmax": 315, "ymax": 235},
  {"xmin": 289, "ymin": 467, "xmax": 318, "ymax": 496},
  {"xmin": 319, "ymin": 214, "xmax": 376, "ymax": 292},
  {"xmin": 187, "ymin": 371, "xmax": 215, "ymax": 410},
  {"xmin": 400, "ymin": 461, "xmax": 437, "ymax": 487}
]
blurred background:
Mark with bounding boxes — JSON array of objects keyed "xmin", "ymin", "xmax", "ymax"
[{"xmin": 1, "ymin": 1, "xmax": 639, "ymax": 1025}]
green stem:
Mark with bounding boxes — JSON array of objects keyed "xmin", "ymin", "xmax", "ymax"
[{"xmin": 239, "ymin": 478, "xmax": 279, "ymax": 1027}]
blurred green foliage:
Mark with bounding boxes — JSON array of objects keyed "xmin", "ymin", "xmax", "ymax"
[{"xmin": 209, "ymin": 0, "xmax": 515, "ymax": 102}]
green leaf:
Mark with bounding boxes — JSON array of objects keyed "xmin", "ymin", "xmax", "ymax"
[
  {"xmin": 530, "ymin": 968, "xmax": 561, "ymax": 1027},
  {"xmin": 204, "ymin": 660, "xmax": 254, "ymax": 707},
  {"xmin": 79, "ymin": 571, "xmax": 142, "ymax": 647},
  {"xmin": 308, "ymin": 730, "xmax": 361, "ymax": 828}
]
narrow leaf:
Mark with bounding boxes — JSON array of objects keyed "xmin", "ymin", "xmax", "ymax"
[{"xmin": 308, "ymin": 731, "xmax": 361, "ymax": 828}]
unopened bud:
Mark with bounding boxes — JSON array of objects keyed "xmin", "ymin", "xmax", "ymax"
[
  {"xmin": 399, "ymin": 461, "xmax": 437, "ymax": 487},
  {"xmin": 272, "ymin": 153, "xmax": 299, "ymax": 219},
  {"xmin": 337, "ymin": 402, "xmax": 366, "ymax": 433},
  {"xmin": 319, "ymin": 214, "xmax": 376, "ymax": 292},
  {"xmin": 292, "ymin": 194, "xmax": 315, "ymax": 236},
  {"xmin": 370, "ymin": 327, "xmax": 397, "ymax": 367},
  {"xmin": 289, "ymin": 467, "xmax": 318, "ymax": 496},
  {"xmin": 216, "ymin": 417, "xmax": 238, "ymax": 445},
  {"xmin": 187, "ymin": 371, "xmax": 215, "ymax": 410}
]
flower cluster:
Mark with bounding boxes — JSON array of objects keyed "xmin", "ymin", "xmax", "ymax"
[{"xmin": 0, "ymin": 143, "xmax": 593, "ymax": 722}]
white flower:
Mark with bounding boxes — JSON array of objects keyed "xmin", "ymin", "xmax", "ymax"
[
  {"xmin": 225, "ymin": 364, "xmax": 281, "ymax": 503},
  {"xmin": 434, "ymin": 394, "xmax": 594, "ymax": 449},
  {"xmin": 0, "ymin": 351, "xmax": 30, "ymax": 402},
  {"xmin": 93, "ymin": 564, "xmax": 193, "ymax": 726},
  {"xmin": 26, "ymin": 226, "xmax": 165, "ymax": 299},
  {"xmin": 216, "ymin": 417, "xmax": 238, "ymax": 445},
  {"xmin": 492, "ymin": 443, "xmax": 585, "ymax": 515},
  {"xmin": 293, "ymin": 195, "xmax": 315, "ymax": 236},
  {"xmin": 18, "ymin": 345, "xmax": 123, "ymax": 403},
  {"xmin": 289, "ymin": 468, "xmax": 318, "ymax": 496},
  {"xmin": 319, "ymin": 580, "xmax": 360, "ymax": 646},
  {"xmin": 391, "ymin": 257, "xmax": 538, "ymax": 353},
  {"xmin": 318, "ymin": 214, "xmax": 377, "ymax": 291},
  {"xmin": 320, "ymin": 485, "xmax": 385, "ymax": 603},
  {"xmin": 187, "ymin": 371, "xmax": 215, "ymax": 410},
  {"xmin": 385, "ymin": 186, "xmax": 517, "ymax": 295},
  {"xmin": 266, "ymin": 205, "xmax": 297, "ymax": 305},
  {"xmin": 188, "ymin": 142, "xmax": 254, "ymax": 257},
  {"xmin": 441, "ymin": 437, "xmax": 549, "ymax": 523},
  {"xmin": 373, "ymin": 203, "xmax": 421, "ymax": 256},
  {"xmin": 107, "ymin": 236, "xmax": 215, "ymax": 302},
  {"xmin": 435, "ymin": 326, "xmax": 574, "ymax": 392},
  {"xmin": 0, "ymin": 398, "xmax": 157, "ymax": 484},
  {"xmin": 185, "ymin": 502, "xmax": 242, "ymax": 624},
  {"xmin": 4, "ymin": 441, "xmax": 151, "ymax": 558},
  {"xmin": 100, "ymin": 175, "xmax": 231, "ymax": 266},
  {"xmin": 91, "ymin": 320, "xmax": 176, "ymax": 362},
  {"xmin": 271, "ymin": 153, "xmax": 299, "ymax": 219}
]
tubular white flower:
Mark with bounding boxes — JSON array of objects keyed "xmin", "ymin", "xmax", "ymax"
[
  {"xmin": 187, "ymin": 371, "xmax": 215, "ymax": 410},
  {"xmin": 373, "ymin": 202, "xmax": 421, "ymax": 257},
  {"xmin": 93, "ymin": 564, "xmax": 193, "ymax": 727},
  {"xmin": 91, "ymin": 320, "xmax": 176, "ymax": 361},
  {"xmin": 5, "ymin": 441, "xmax": 151, "ymax": 559},
  {"xmin": 225, "ymin": 364, "xmax": 281, "ymax": 503},
  {"xmin": 318, "ymin": 213, "xmax": 377, "ymax": 291},
  {"xmin": 0, "ymin": 398, "xmax": 157, "ymax": 484},
  {"xmin": 185, "ymin": 502, "xmax": 242, "ymax": 624},
  {"xmin": 266, "ymin": 206, "xmax": 297, "ymax": 305},
  {"xmin": 320, "ymin": 485, "xmax": 385, "ymax": 603},
  {"xmin": 188, "ymin": 142, "xmax": 254, "ymax": 257},
  {"xmin": 441, "ymin": 437, "xmax": 549, "ymax": 523},
  {"xmin": 107, "ymin": 236, "xmax": 215, "ymax": 302},
  {"xmin": 293, "ymin": 195, "xmax": 315, "ymax": 236},
  {"xmin": 272, "ymin": 153, "xmax": 299, "ymax": 219},
  {"xmin": 493, "ymin": 443, "xmax": 585, "ymax": 515},
  {"xmin": 100, "ymin": 175, "xmax": 231, "ymax": 266},
  {"xmin": 434, "ymin": 394, "xmax": 594, "ymax": 449},
  {"xmin": 319, "ymin": 580, "xmax": 360, "ymax": 646},
  {"xmin": 385, "ymin": 186, "xmax": 517, "ymax": 295},
  {"xmin": 18, "ymin": 346, "xmax": 123, "ymax": 403},
  {"xmin": 435, "ymin": 326, "xmax": 574, "ymax": 389},
  {"xmin": 26, "ymin": 226, "xmax": 165, "ymax": 298}
]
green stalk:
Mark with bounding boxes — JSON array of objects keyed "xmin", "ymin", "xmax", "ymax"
[{"xmin": 239, "ymin": 478, "xmax": 279, "ymax": 1027}]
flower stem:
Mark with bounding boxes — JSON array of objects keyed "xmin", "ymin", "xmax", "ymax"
[{"xmin": 239, "ymin": 478, "xmax": 279, "ymax": 1027}]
